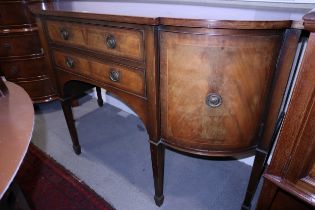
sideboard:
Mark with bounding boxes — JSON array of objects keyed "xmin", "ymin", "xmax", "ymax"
[{"xmin": 29, "ymin": 1, "xmax": 310, "ymax": 209}]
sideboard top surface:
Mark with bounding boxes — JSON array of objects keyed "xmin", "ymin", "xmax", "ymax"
[{"xmin": 29, "ymin": 0, "xmax": 310, "ymax": 29}]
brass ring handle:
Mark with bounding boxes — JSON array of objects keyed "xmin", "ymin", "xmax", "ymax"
[
  {"xmin": 60, "ymin": 28, "xmax": 70, "ymax": 40},
  {"xmin": 109, "ymin": 69, "xmax": 120, "ymax": 82},
  {"xmin": 105, "ymin": 34, "xmax": 116, "ymax": 49},
  {"xmin": 206, "ymin": 93, "xmax": 222, "ymax": 108},
  {"xmin": 65, "ymin": 57, "xmax": 75, "ymax": 69}
]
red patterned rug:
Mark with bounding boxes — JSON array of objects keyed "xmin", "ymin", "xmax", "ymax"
[{"xmin": 16, "ymin": 144, "xmax": 114, "ymax": 210}]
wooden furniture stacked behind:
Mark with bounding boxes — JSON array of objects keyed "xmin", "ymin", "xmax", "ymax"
[
  {"xmin": 256, "ymin": 11, "xmax": 315, "ymax": 210},
  {"xmin": 29, "ymin": 2, "xmax": 309, "ymax": 209},
  {"xmin": 0, "ymin": 0, "xmax": 57, "ymax": 103}
]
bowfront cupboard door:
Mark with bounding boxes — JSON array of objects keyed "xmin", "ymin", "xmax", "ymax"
[{"xmin": 159, "ymin": 29, "xmax": 283, "ymax": 156}]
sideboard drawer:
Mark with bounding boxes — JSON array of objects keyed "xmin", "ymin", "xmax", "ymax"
[
  {"xmin": 15, "ymin": 78, "xmax": 55, "ymax": 101},
  {"xmin": 0, "ymin": 2, "xmax": 34, "ymax": 26},
  {"xmin": 160, "ymin": 30, "xmax": 283, "ymax": 152},
  {"xmin": 46, "ymin": 20, "xmax": 144, "ymax": 61},
  {"xmin": 0, "ymin": 56, "xmax": 46, "ymax": 80},
  {"xmin": 0, "ymin": 33, "xmax": 42, "ymax": 58},
  {"xmin": 52, "ymin": 50, "xmax": 145, "ymax": 96}
]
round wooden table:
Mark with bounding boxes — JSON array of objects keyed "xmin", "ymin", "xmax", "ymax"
[{"xmin": 0, "ymin": 81, "xmax": 34, "ymax": 199}]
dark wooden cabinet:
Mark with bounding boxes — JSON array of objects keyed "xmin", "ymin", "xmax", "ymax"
[
  {"xmin": 29, "ymin": 1, "xmax": 311, "ymax": 209},
  {"xmin": 256, "ymin": 12, "xmax": 315, "ymax": 210},
  {"xmin": 0, "ymin": 0, "xmax": 57, "ymax": 103}
]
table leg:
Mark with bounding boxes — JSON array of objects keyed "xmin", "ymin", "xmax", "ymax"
[
  {"xmin": 150, "ymin": 142, "xmax": 165, "ymax": 206},
  {"xmin": 60, "ymin": 97, "xmax": 81, "ymax": 155},
  {"xmin": 241, "ymin": 149, "xmax": 267, "ymax": 210},
  {"xmin": 96, "ymin": 87, "xmax": 104, "ymax": 107}
]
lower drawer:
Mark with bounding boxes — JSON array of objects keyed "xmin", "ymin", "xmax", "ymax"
[
  {"xmin": 52, "ymin": 50, "xmax": 145, "ymax": 97},
  {"xmin": 0, "ymin": 33, "xmax": 42, "ymax": 58},
  {"xmin": 1, "ymin": 56, "xmax": 47, "ymax": 80},
  {"xmin": 15, "ymin": 78, "xmax": 56, "ymax": 102}
]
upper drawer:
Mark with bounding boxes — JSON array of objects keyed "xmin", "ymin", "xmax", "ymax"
[
  {"xmin": 0, "ymin": 2, "xmax": 35, "ymax": 26},
  {"xmin": 0, "ymin": 33, "xmax": 42, "ymax": 58},
  {"xmin": 52, "ymin": 50, "xmax": 145, "ymax": 97},
  {"xmin": 46, "ymin": 20, "xmax": 144, "ymax": 62}
]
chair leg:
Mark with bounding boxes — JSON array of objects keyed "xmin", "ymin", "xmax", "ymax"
[
  {"xmin": 96, "ymin": 87, "xmax": 103, "ymax": 107},
  {"xmin": 150, "ymin": 142, "xmax": 165, "ymax": 206},
  {"xmin": 60, "ymin": 97, "xmax": 81, "ymax": 155}
]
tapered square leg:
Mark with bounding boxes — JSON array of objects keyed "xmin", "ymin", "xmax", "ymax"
[
  {"xmin": 242, "ymin": 149, "xmax": 267, "ymax": 210},
  {"xmin": 96, "ymin": 87, "xmax": 103, "ymax": 107},
  {"xmin": 60, "ymin": 97, "xmax": 81, "ymax": 155},
  {"xmin": 150, "ymin": 142, "xmax": 165, "ymax": 207}
]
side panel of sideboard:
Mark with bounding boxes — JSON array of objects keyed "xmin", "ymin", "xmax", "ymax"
[{"xmin": 257, "ymin": 32, "xmax": 315, "ymax": 210}]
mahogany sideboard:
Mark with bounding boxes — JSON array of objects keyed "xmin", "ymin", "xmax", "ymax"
[
  {"xmin": 29, "ymin": 1, "xmax": 310, "ymax": 209},
  {"xmin": 0, "ymin": 0, "xmax": 57, "ymax": 103},
  {"xmin": 256, "ymin": 11, "xmax": 315, "ymax": 210}
]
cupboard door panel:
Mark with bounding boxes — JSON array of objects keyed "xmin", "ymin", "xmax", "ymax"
[{"xmin": 160, "ymin": 31, "xmax": 282, "ymax": 154}]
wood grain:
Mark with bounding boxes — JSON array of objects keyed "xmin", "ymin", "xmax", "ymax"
[
  {"xmin": 52, "ymin": 50, "xmax": 145, "ymax": 97},
  {"xmin": 160, "ymin": 29, "xmax": 282, "ymax": 155},
  {"xmin": 46, "ymin": 20, "xmax": 144, "ymax": 62},
  {"xmin": 0, "ymin": 1, "xmax": 35, "ymax": 27},
  {"xmin": 0, "ymin": 55, "xmax": 46, "ymax": 80},
  {"xmin": 257, "ymin": 33, "xmax": 315, "ymax": 209},
  {"xmin": 0, "ymin": 33, "xmax": 41, "ymax": 58}
]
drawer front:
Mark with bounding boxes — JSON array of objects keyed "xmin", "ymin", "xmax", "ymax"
[
  {"xmin": 52, "ymin": 50, "xmax": 145, "ymax": 96},
  {"xmin": 0, "ymin": 2, "xmax": 34, "ymax": 26},
  {"xmin": 1, "ymin": 56, "xmax": 47, "ymax": 80},
  {"xmin": 16, "ymin": 78, "xmax": 55, "ymax": 101},
  {"xmin": 0, "ymin": 33, "xmax": 42, "ymax": 57},
  {"xmin": 160, "ymin": 31, "xmax": 282, "ymax": 152},
  {"xmin": 46, "ymin": 20, "xmax": 144, "ymax": 61}
]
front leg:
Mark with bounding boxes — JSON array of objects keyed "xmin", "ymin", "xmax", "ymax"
[
  {"xmin": 60, "ymin": 97, "xmax": 81, "ymax": 155},
  {"xmin": 241, "ymin": 148, "xmax": 267, "ymax": 210},
  {"xmin": 96, "ymin": 86, "xmax": 104, "ymax": 107},
  {"xmin": 150, "ymin": 142, "xmax": 165, "ymax": 206}
]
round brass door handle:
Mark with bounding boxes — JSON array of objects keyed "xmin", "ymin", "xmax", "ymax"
[
  {"xmin": 65, "ymin": 57, "xmax": 75, "ymax": 69},
  {"xmin": 60, "ymin": 28, "xmax": 70, "ymax": 40},
  {"xmin": 206, "ymin": 93, "xmax": 222, "ymax": 108},
  {"xmin": 109, "ymin": 69, "xmax": 120, "ymax": 82},
  {"xmin": 105, "ymin": 34, "xmax": 116, "ymax": 49}
]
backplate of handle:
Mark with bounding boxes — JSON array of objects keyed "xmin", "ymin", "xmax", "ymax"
[
  {"xmin": 206, "ymin": 93, "xmax": 222, "ymax": 108},
  {"xmin": 60, "ymin": 28, "xmax": 69, "ymax": 40},
  {"xmin": 106, "ymin": 34, "xmax": 116, "ymax": 49},
  {"xmin": 109, "ymin": 69, "xmax": 120, "ymax": 82},
  {"xmin": 65, "ymin": 57, "xmax": 75, "ymax": 69}
]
